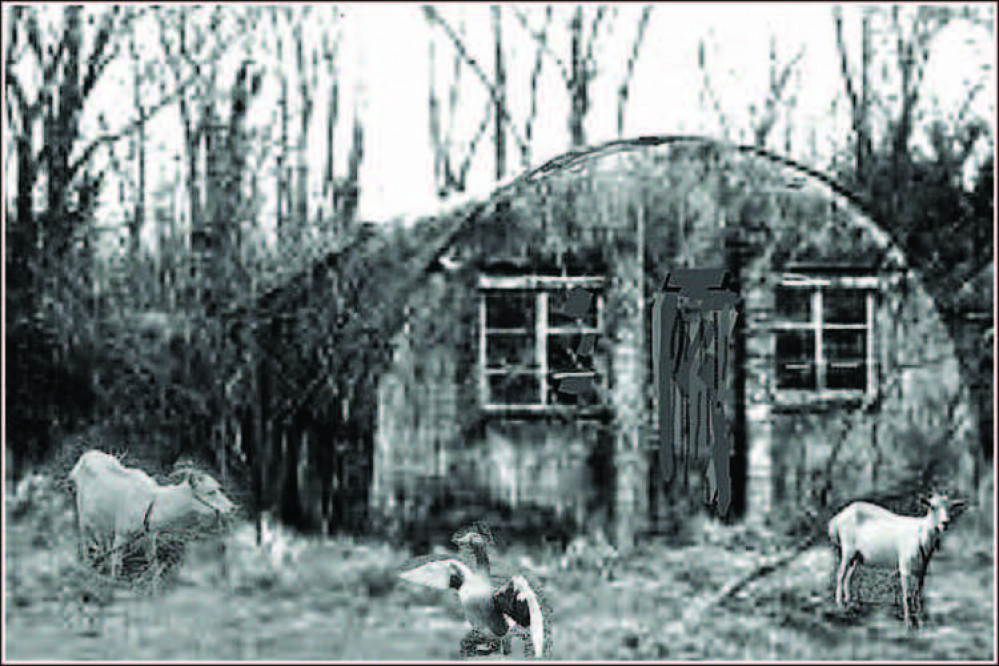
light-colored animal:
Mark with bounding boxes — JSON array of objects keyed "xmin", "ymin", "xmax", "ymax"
[
  {"xmin": 68, "ymin": 450, "xmax": 236, "ymax": 579},
  {"xmin": 399, "ymin": 531, "xmax": 546, "ymax": 658},
  {"xmin": 828, "ymin": 491, "xmax": 965, "ymax": 627}
]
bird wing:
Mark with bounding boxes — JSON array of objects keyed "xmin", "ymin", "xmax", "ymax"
[
  {"xmin": 494, "ymin": 575, "xmax": 544, "ymax": 657},
  {"xmin": 398, "ymin": 558, "xmax": 463, "ymax": 591}
]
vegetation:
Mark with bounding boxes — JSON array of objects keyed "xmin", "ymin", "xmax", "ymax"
[{"xmin": 5, "ymin": 483, "xmax": 993, "ymax": 659}]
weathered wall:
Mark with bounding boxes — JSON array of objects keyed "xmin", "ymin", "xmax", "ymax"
[
  {"xmin": 371, "ymin": 137, "xmax": 979, "ymax": 536},
  {"xmin": 372, "ymin": 257, "xmax": 615, "ymax": 535}
]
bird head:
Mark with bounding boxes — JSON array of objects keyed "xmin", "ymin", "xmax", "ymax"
[{"xmin": 453, "ymin": 531, "xmax": 486, "ymax": 548}]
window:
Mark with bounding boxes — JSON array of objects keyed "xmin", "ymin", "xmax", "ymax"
[
  {"xmin": 479, "ymin": 275, "xmax": 606, "ymax": 411},
  {"xmin": 772, "ymin": 276, "xmax": 876, "ymax": 400}
]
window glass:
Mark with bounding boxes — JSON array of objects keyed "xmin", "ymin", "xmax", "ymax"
[
  {"xmin": 485, "ymin": 333, "xmax": 534, "ymax": 370},
  {"xmin": 481, "ymin": 283, "xmax": 605, "ymax": 408},
  {"xmin": 488, "ymin": 373, "xmax": 540, "ymax": 405},
  {"xmin": 775, "ymin": 282, "xmax": 872, "ymax": 395},
  {"xmin": 824, "ymin": 329, "xmax": 866, "ymax": 362},
  {"xmin": 776, "ymin": 330, "xmax": 816, "ymax": 390},
  {"xmin": 775, "ymin": 287, "xmax": 811, "ymax": 323},
  {"xmin": 485, "ymin": 290, "xmax": 534, "ymax": 329},
  {"xmin": 824, "ymin": 288, "xmax": 866, "ymax": 324},
  {"xmin": 826, "ymin": 363, "xmax": 866, "ymax": 390}
]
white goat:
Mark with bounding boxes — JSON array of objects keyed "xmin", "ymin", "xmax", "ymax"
[{"xmin": 828, "ymin": 492, "xmax": 965, "ymax": 627}]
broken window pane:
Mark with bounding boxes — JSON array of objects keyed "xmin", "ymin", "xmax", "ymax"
[
  {"xmin": 548, "ymin": 287, "xmax": 598, "ymax": 328},
  {"xmin": 547, "ymin": 333, "xmax": 597, "ymax": 373},
  {"xmin": 548, "ymin": 374, "xmax": 602, "ymax": 406}
]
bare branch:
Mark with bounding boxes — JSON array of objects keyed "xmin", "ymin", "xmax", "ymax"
[
  {"xmin": 617, "ymin": 6, "xmax": 654, "ymax": 136},
  {"xmin": 5, "ymin": 72, "xmax": 32, "ymax": 125},
  {"xmin": 67, "ymin": 16, "xmax": 254, "ymax": 183},
  {"xmin": 833, "ymin": 6, "xmax": 860, "ymax": 113},
  {"xmin": 754, "ymin": 40, "xmax": 805, "ymax": 147},
  {"xmin": 511, "ymin": 6, "xmax": 569, "ymax": 81},
  {"xmin": 81, "ymin": 6, "xmax": 126, "ymax": 98},
  {"xmin": 583, "ymin": 5, "xmax": 610, "ymax": 74},
  {"xmin": 523, "ymin": 6, "xmax": 553, "ymax": 168},
  {"xmin": 955, "ymin": 80, "xmax": 986, "ymax": 129},
  {"xmin": 429, "ymin": 38, "xmax": 444, "ymax": 190},
  {"xmin": 422, "ymin": 6, "xmax": 529, "ymax": 155},
  {"xmin": 697, "ymin": 37, "xmax": 732, "ymax": 139},
  {"xmin": 24, "ymin": 10, "xmax": 46, "ymax": 66},
  {"xmin": 456, "ymin": 98, "xmax": 495, "ymax": 185}
]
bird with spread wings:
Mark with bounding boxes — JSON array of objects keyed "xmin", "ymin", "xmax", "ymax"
[{"xmin": 398, "ymin": 529, "xmax": 548, "ymax": 658}]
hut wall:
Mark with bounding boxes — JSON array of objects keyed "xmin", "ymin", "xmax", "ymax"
[
  {"xmin": 371, "ymin": 138, "xmax": 980, "ymax": 536},
  {"xmin": 733, "ymin": 172, "xmax": 978, "ymax": 522}
]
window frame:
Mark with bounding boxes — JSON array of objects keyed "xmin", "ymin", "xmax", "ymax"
[
  {"xmin": 478, "ymin": 275, "xmax": 608, "ymax": 414},
  {"xmin": 770, "ymin": 274, "xmax": 878, "ymax": 406}
]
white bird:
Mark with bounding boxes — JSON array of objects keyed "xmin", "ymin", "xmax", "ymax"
[{"xmin": 399, "ymin": 531, "xmax": 547, "ymax": 658}]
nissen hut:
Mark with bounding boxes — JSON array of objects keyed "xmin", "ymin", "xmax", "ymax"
[{"xmin": 244, "ymin": 136, "xmax": 984, "ymax": 546}]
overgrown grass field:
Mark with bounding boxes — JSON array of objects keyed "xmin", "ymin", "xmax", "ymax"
[{"xmin": 4, "ymin": 492, "xmax": 994, "ymax": 661}]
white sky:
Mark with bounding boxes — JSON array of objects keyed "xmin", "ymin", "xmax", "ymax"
[
  {"xmin": 317, "ymin": 2, "xmax": 996, "ymax": 221},
  {"xmin": 4, "ymin": 2, "xmax": 996, "ymax": 252}
]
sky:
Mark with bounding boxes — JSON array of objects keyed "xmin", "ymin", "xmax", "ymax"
[
  {"xmin": 4, "ymin": 3, "xmax": 996, "ymax": 252},
  {"xmin": 343, "ymin": 3, "xmax": 994, "ymax": 221}
]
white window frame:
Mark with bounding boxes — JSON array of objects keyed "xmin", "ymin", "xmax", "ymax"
[
  {"xmin": 478, "ymin": 275, "xmax": 607, "ymax": 412},
  {"xmin": 771, "ymin": 274, "xmax": 877, "ymax": 405}
]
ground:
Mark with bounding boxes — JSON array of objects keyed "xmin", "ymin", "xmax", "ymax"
[{"xmin": 3, "ymin": 502, "xmax": 994, "ymax": 661}]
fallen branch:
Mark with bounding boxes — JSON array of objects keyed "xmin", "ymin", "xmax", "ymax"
[{"xmin": 669, "ymin": 527, "xmax": 826, "ymax": 631}]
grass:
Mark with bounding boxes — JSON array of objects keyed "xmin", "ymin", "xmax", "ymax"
[{"xmin": 4, "ymin": 499, "xmax": 995, "ymax": 661}]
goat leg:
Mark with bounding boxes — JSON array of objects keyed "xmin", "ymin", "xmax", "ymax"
[
  {"xmin": 842, "ymin": 556, "xmax": 859, "ymax": 606},
  {"xmin": 835, "ymin": 552, "xmax": 850, "ymax": 608},
  {"xmin": 110, "ymin": 534, "xmax": 123, "ymax": 580},
  {"xmin": 900, "ymin": 570, "xmax": 918, "ymax": 629}
]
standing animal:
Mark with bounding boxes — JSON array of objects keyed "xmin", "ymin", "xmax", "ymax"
[
  {"xmin": 399, "ymin": 531, "xmax": 547, "ymax": 658},
  {"xmin": 828, "ymin": 491, "xmax": 965, "ymax": 627},
  {"xmin": 68, "ymin": 450, "xmax": 236, "ymax": 579}
]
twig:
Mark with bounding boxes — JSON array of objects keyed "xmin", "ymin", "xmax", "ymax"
[
  {"xmin": 511, "ymin": 6, "xmax": 568, "ymax": 81},
  {"xmin": 65, "ymin": 10, "xmax": 256, "ymax": 183}
]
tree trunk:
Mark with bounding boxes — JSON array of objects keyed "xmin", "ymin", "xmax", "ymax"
[
  {"xmin": 858, "ymin": 9, "xmax": 871, "ymax": 182},
  {"xmin": 295, "ymin": 24, "xmax": 312, "ymax": 233},
  {"xmin": 492, "ymin": 6, "xmax": 506, "ymax": 181},
  {"xmin": 568, "ymin": 7, "xmax": 587, "ymax": 149},
  {"xmin": 276, "ymin": 29, "xmax": 289, "ymax": 247},
  {"xmin": 130, "ymin": 30, "xmax": 147, "ymax": 259}
]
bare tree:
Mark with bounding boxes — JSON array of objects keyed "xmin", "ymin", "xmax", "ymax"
[
  {"xmin": 492, "ymin": 6, "xmax": 507, "ymax": 181},
  {"xmin": 423, "ymin": 4, "xmax": 654, "ymax": 197},
  {"xmin": 831, "ymin": 4, "xmax": 991, "ymax": 191},
  {"xmin": 4, "ymin": 4, "xmax": 251, "ymax": 464},
  {"xmin": 426, "ymin": 10, "xmax": 494, "ymax": 196},
  {"xmin": 424, "ymin": 5, "xmax": 530, "ymax": 197},
  {"xmin": 697, "ymin": 29, "xmax": 804, "ymax": 148},
  {"xmin": 752, "ymin": 36, "xmax": 805, "ymax": 149},
  {"xmin": 294, "ymin": 13, "xmax": 313, "ymax": 235},
  {"xmin": 128, "ymin": 21, "xmax": 147, "ymax": 258},
  {"xmin": 513, "ymin": 5, "xmax": 622, "ymax": 148},
  {"xmin": 833, "ymin": 5, "xmax": 874, "ymax": 180},
  {"xmin": 617, "ymin": 6, "xmax": 654, "ymax": 137}
]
